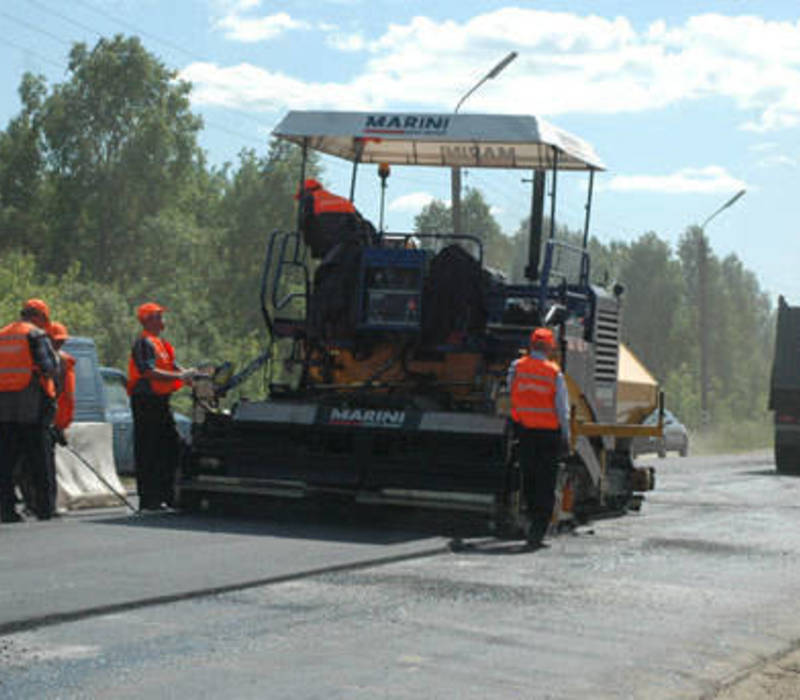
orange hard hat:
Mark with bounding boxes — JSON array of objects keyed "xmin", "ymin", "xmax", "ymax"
[
  {"xmin": 23, "ymin": 298, "xmax": 50, "ymax": 323},
  {"xmin": 293, "ymin": 178, "xmax": 323, "ymax": 200},
  {"xmin": 48, "ymin": 321, "xmax": 69, "ymax": 341},
  {"xmin": 136, "ymin": 302, "xmax": 167, "ymax": 323},
  {"xmin": 530, "ymin": 327, "xmax": 555, "ymax": 348}
]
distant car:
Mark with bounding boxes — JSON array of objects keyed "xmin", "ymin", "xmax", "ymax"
[
  {"xmin": 631, "ymin": 408, "xmax": 689, "ymax": 458},
  {"xmin": 99, "ymin": 367, "xmax": 192, "ymax": 475}
]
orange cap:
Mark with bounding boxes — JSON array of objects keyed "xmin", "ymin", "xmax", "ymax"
[
  {"xmin": 48, "ymin": 321, "xmax": 69, "ymax": 341},
  {"xmin": 293, "ymin": 178, "xmax": 323, "ymax": 200},
  {"xmin": 136, "ymin": 302, "xmax": 166, "ymax": 323},
  {"xmin": 23, "ymin": 298, "xmax": 51, "ymax": 323},
  {"xmin": 530, "ymin": 327, "xmax": 555, "ymax": 348}
]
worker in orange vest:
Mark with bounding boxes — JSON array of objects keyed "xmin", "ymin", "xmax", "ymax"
[
  {"xmin": 508, "ymin": 327, "xmax": 571, "ymax": 548},
  {"xmin": 127, "ymin": 302, "xmax": 195, "ymax": 511},
  {"xmin": 295, "ymin": 178, "xmax": 375, "ymax": 257},
  {"xmin": 49, "ymin": 322, "xmax": 76, "ymax": 436},
  {"xmin": 0, "ymin": 299, "xmax": 60, "ymax": 522}
]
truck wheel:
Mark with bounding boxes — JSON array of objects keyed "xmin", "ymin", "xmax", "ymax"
[{"xmin": 679, "ymin": 444, "xmax": 688, "ymax": 457}]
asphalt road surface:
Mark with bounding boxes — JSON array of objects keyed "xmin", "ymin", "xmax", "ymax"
[{"xmin": 3, "ymin": 449, "xmax": 800, "ymax": 699}]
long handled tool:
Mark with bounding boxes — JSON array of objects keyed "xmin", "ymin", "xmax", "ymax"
[{"xmin": 62, "ymin": 443, "xmax": 138, "ymax": 513}]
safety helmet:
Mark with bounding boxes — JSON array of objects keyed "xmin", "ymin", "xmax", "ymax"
[
  {"xmin": 136, "ymin": 302, "xmax": 167, "ymax": 323},
  {"xmin": 48, "ymin": 321, "xmax": 69, "ymax": 341},
  {"xmin": 23, "ymin": 298, "xmax": 51, "ymax": 323},
  {"xmin": 530, "ymin": 327, "xmax": 555, "ymax": 349}
]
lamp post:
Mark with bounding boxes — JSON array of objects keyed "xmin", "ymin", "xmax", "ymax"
[
  {"xmin": 698, "ymin": 188, "xmax": 746, "ymax": 426},
  {"xmin": 451, "ymin": 51, "xmax": 518, "ymax": 234}
]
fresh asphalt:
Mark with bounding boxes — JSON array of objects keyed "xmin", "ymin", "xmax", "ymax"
[{"xmin": 6, "ymin": 450, "xmax": 800, "ymax": 699}]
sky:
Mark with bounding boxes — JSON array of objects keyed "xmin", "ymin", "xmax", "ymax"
[{"xmin": 2, "ymin": 0, "xmax": 799, "ymax": 303}]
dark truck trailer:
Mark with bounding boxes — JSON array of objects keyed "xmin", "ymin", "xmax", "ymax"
[{"xmin": 769, "ymin": 295, "xmax": 800, "ymax": 474}]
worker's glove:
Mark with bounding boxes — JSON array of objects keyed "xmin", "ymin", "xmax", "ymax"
[{"xmin": 180, "ymin": 368, "xmax": 197, "ymax": 384}]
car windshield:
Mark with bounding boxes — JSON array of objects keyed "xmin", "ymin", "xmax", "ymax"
[{"xmin": 102, "ymin": 375, "xmax": 130, "ymax": 412}]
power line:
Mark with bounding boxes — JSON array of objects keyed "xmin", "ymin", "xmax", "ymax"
[
  {"xmin": 28, "ymin": 0, "xmax": 274, "ymax": 131},
  {"xmin": 0, "ymin": 10, "xmax": 73, "ymax": 48},
  {"xmin": 0, "ymin": 34, "xmax": 266, "ymax": 149}
]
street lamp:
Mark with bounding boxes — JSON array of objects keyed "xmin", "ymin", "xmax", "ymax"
[
  {"xmin": 698, "ymin": 188, "xmax": 746, "ymax": 425},
  {"xmin": 451, "ymin": 51, "xmax": 518, "ymax": 234}
]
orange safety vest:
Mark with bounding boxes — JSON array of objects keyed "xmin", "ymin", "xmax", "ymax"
[
  {"xmin": 510, "ymin": 354, "xmax": 560, "ymax": 430},
  {"xmin": 311, "ymin": 188, "xmax": 356, "ymax": 215},
  {"xmin": 0, "ymin": 320, "xmax": 56, "ymax": 398},
  {"xmin": 54, "ymin": 350, "xmax": 76, "ymax": 431},
  {"xmin": 127, "ymin": 332, "xmax": 183, "ymax": 396}
]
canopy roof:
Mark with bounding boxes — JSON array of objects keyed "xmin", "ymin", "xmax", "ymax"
[{"xmin": 272, "ymin": 111, "xmax": 605, "ymax": 171}]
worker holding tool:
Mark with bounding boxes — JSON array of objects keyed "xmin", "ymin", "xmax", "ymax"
[
  {"xmin": 0, "ymin": 299, "xmax": 60, "ymax": 523},
  {"xmin": 507, "ymin": 327, "xmax": 571, "ymax": 548},
  {"xmin": 127, "ymin": 302, "xmax": 196, "ymax": 511},
  {"xmin": 23, "ymin": 320, "xmax": 77, "ymax": 518}
]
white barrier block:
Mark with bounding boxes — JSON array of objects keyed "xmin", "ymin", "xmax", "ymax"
[{"xmin": 56, "ymin": 422, "xmax": 128, "ymax": 510}]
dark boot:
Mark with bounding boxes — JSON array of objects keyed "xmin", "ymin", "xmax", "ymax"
[{"xmin": 1, "ymin": 508, "xmax": 23, "ymax": 523}]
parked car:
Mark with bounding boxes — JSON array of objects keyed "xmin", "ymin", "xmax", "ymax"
[
  {"xmin": 631, "ymin": 408, "xmax": 689, "ymax": 458},
  {"xmin": 64, "ymin": 337, "xmax": 191, "ymax": 475}
]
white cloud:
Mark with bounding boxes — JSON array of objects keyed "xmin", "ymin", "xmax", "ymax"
[
  {"xmin": 389, "ymin": 192, "xmax": 438, "ymax": 212},
  {"xmin": 326, "ymin": 32, "xmax": 367, "ymax": 52},
  {"xmin": 606, "ymin": 166, "xmax": 747, "ymax": 194},
  {"xmin": 215, "ymin": 11, "xmax": 310, "ymax": 42},
  {"xmin": 756, "ymin": 154, "xmax": 798, "ymax": 168},
  {"xmin": 189, "ymin": 9, "xmax": 800, "ymax": 133}
]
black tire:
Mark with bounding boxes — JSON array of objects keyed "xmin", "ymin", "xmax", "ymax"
[{"xmin": 679, "ymin": 444, "xmax": 688, "ymax": 457}]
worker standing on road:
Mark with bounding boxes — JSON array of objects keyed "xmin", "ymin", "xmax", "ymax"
[
  {"xmin": 127, "ymin": 303, "xmax": 195, "ymax": 511},
  {"xmin": 23, "ymin": 321, "xmax": 77, "ymax": 518},
  {"xmin": 507, "ymin": 327, "xmax": 571, "ymax": 548},
  {"xmin": 0, "ymin": 299, "xmax": 59, "ymax": 523}
]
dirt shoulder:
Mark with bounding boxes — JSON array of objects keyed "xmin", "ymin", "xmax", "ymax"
[{"xmin": 712, "ymin": 646, "xmax": 800, "ymax": 700}]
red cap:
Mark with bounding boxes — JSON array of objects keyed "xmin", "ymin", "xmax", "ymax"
[
  {"xmin": 23, "ymin": 298, "xmax": 50, "ymax": 323},
  {"xmin": 293, "ymin": 178, "xmax": 323, "ymax": 200},
  {"xmin": 137, "ymin": 302, "xmax": 167, "ymax": 323},
  {"xmin": 48, "ymin": 321, "xmax": 69, "ymax": 341},
  {"xmin": 530, "ymin": 327, "xmax": 555, "ymax": 348}
]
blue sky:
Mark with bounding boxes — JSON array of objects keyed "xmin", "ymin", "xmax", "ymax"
[{"xmin": 2, "ymin": 0, "xmax": 799, "ymax": 303}]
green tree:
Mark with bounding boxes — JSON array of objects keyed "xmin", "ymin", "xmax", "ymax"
[
  {"xmin": 34, "ymin": 35, "xmax": 203, "ymax": 284},
  {"xmin": 618, "ymin": 233, "xmax": 683, "ymax": 382},
  {"xmin": 0, "ymin": 73, "xmax": 49, "ymax": 254}
]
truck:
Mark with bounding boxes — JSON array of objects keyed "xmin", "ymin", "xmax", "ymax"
[
  {"xmin": 179, "ymin": 110, "xmax": 663, "ymax": 534},
  {"xmin": 769, "ymin": 295, "xmax": 800, "ymax": 474}
]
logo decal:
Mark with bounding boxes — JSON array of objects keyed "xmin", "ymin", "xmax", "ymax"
[
  {"xmin": 329, "ymin": 407, "xmax": 406, "ymax": 428},
  {"xmin": 364, "ymin": 114, "xmax": 450, "ymax": 136}
]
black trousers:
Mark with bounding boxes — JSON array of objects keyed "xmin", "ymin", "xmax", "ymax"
[
  {"xmin": 0, "ymin": 422, "xmax": 55, "ymax": 520},
  {"xmin": 518, "ymin": 427, "xmax": 562, "ymax": 541},
  {"xmin": 131, "ymin": 394, "xmax": 181, "ymax": 509}
]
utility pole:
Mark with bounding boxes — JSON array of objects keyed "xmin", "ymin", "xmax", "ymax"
[
  {"xmin": 451, "ymin": 51, "xmax": 517, "ymax": 234},
  {"xmin": 697, "ymin": 189, "xmax": 746, "ymax": 425}
]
